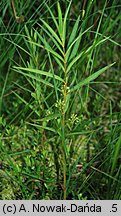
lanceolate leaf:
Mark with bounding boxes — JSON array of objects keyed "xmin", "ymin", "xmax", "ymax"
[
  {"xmin": 38, "ymin": 23, "xmax": 63, "ymax": 55},
  {"xmin": 13, "ymin": 69, "xmax": 54, "ymax": 88},
  {"xmin": 62, "ymin": 0, "xmax": 72, "ymax": 44},
  {"xmin": 69, "ymin": 63, "xmax": 116, "ymax": 92},
  {"xmin": 66, "ymin": 15, "xmax": 80, "ymax": 61},
  {"xmin": 41, "ymin": 19, "xmax": 62, "ymax": 46},
  {"xmin": 54, "ymin": 56, "xmax": 64, "ymax": 72},
  {"xmin": 66, "ymin": 51, "xmax": 85, "ymax": 73},
  {"xmin": 13, "ymin": 66, "xmax": 64, "ymax": 82},
  {"xmin": 45, "ymin": 3, "xmax": 59, "ymax": 33},
  {"xmin": 28, "ymin": 39, "xmax": 64, "ymax": 62},
  {"xmin": 48, "ymin": 52, "xmax": 59, "ymax": 101},
  {"xmin": 67, "ymin": 15, "xmax": 80, "ymax": 47},
  {"xmin": 66, "ymin": 36, "xmax": 109, "ymax": 73},
  {"xmin": 35, "ymin": 30, "xmax": 64, "ymax": 69},
  {"xmin": 66, "ymin": 25, "xmax": 93, "ymax": 61},
  {"xmin": 57, "ymin": 2, "xmax": 63, "ymax": 37}
]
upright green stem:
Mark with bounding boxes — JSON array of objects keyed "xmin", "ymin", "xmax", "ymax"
[{"xmin": 62, "ymin": 42, "xmax": 67, "ymax": 200}]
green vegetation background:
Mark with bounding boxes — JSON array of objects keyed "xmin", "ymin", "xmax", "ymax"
[{"xmin": 0, "ymin": 0, "xmax": 121, "ymax": 200}]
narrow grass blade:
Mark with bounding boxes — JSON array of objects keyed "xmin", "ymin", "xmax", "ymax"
[
  {"xmin": 26, "ymin": 122, "xmax": 57, "ymax": 133},
  {"xmin": 33, "ymin": 113, "xmax": 60, "ymax": 122},
  {"xmin": 12, "ymin": 91, "xmax": 40, "ymax": 116},
  {"xmin": 111, "ymin": 134, "xmax": 121, "ymax": 175},
  {"xmin": 5, "ymin": 38, "xmax": 32, "ymax": 57}
]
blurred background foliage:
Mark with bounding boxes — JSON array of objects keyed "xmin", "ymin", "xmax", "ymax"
[{"xmin": 0, "ymin": 0, "xmax": 121, "ymax": 199}]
